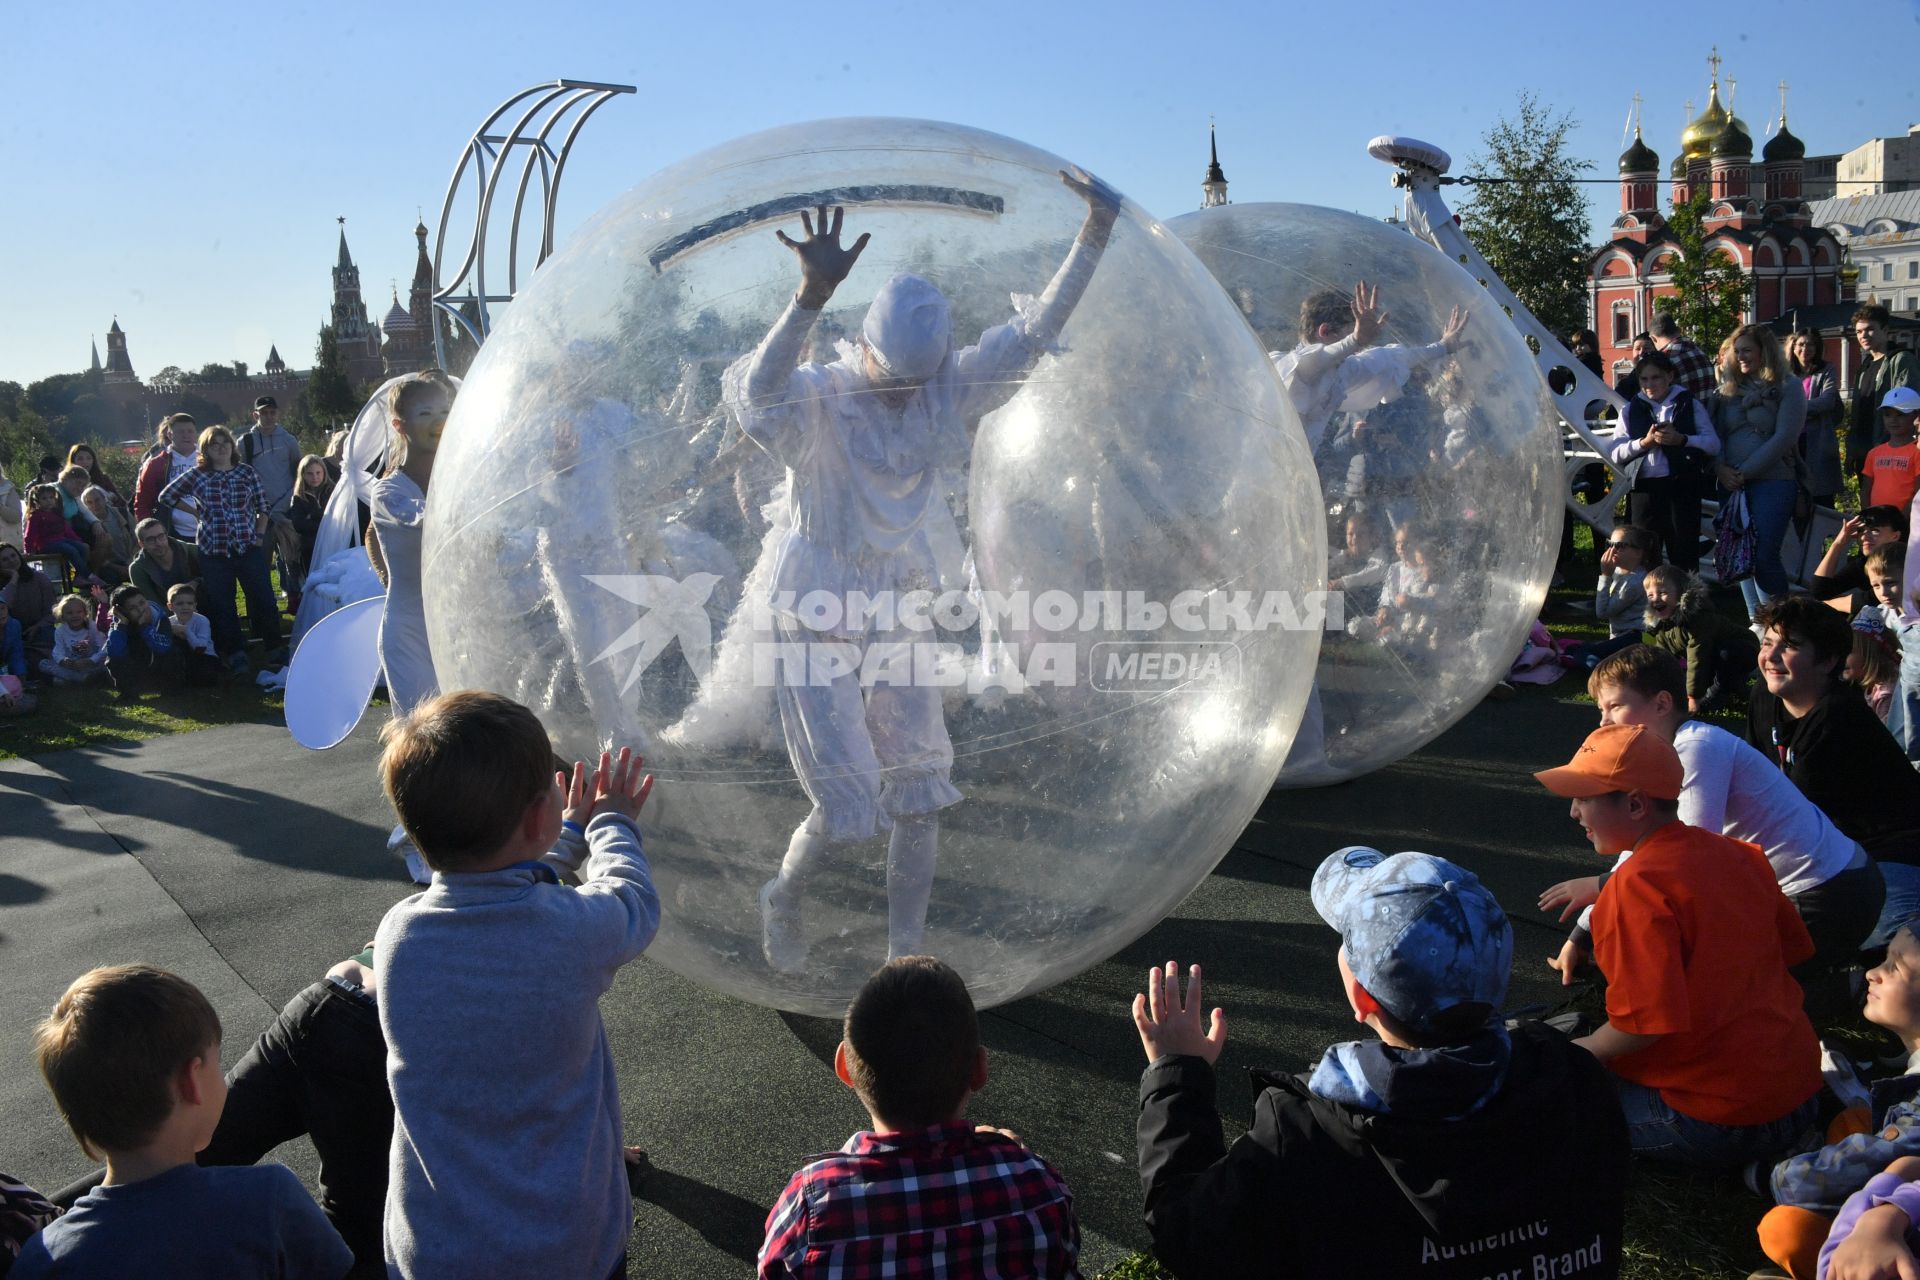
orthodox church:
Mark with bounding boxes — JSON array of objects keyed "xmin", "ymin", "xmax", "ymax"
[{"xmin": 1590, "ymin": 54, "xmax": 1847, "ymax": 376}]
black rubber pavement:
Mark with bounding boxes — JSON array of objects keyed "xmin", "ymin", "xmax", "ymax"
[{"xmin": 0, "ymin": 690, "xmax": 1600, "ymax": 1274}]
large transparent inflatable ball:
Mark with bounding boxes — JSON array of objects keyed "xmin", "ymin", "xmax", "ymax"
[
  {"xmin": 423, "ymin": 119, "xmax": 1325, "ymax": 1015},
  {"xmin": 1169, "ymin": 203, "xmax": 1561, "ymax": 787}
]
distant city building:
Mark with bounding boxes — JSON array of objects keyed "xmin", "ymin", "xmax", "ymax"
[
  {"xmin": 381, "ymin": 220, "xmax": 437, "ymax": 376},
  {"xmin": 1201, "ymin": 123, "xmax": 1228, "ymax": 209},
  {"xmin": 97, "ymin": 320, "xmax": 309, "ymax": 428},
  {"xmin": 84, "ymin": 216, "xmax": 440, "ymax": 432},
  {"xmin": 1589, "ymin": 58, "xmax": 1852, "ymax": 377},
  {"xmin": 1815, "ymin": 190, "xmax": 1920, "ymax": 323},
  {"xmin": 331, "ymin": 219, "xmax": 386, "ymax": 386},
  {"xmin": 103, "ymin": 318, "xmax": 137, "ymax": 385},
  {"xmin": 1803, "ymin": 153, "xmax": 1842, "ymax": 203},
  {"xmin": 1837, "ymin": 125, "xmax": 1920, "ymax": 197}
]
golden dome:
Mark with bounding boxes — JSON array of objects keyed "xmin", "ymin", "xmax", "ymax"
[{"xmin": 1681, "ymin": 80, "xmax": 1751, "ymax": 161}]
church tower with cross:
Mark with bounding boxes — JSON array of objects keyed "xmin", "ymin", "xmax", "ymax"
[
  {"xmin": 1201, "ymin": 121, "xmax": 1228, "ymax": 209},
  {"xmin": 1589, "ymin": 51, "xmax": 1842, "ymax": 376}
]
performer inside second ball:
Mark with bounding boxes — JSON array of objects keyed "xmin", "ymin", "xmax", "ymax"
[{"xmin": 728, "ymin": 171, "xmax": 1119, "ymax": 973}]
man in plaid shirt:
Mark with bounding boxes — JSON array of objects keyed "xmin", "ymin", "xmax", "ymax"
[
  {"xmin": 758, "ymin": 958, "xmax": 1081, "ymax": 1279},
  {"xmin": 1651, "ymin": 312, "xmax": 1716, "ymax": 400}
]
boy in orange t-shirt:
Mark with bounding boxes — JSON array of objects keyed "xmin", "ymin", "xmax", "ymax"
[
  {"xmin": 1864, "ymin": 386, "xmax": 1920, "ymax": 512},
  {"xmin": 1535, "ymin": 723, "xmax": 1821, "ymax": 1169}
]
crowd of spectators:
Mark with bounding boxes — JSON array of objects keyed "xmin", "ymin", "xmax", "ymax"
[{"xmin": 0, "ymin": 396, "xmax": 325, "ymax": 707}]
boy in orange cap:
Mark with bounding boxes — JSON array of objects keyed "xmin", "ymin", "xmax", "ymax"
[{"xmin": 1535, "ymin": 723, "xmax": 1822, "ymax": 1168}]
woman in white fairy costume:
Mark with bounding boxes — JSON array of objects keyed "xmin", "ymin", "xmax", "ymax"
[{"xmin": 726, "ymin": 171, "xmax": 1118, "ymax": 972}]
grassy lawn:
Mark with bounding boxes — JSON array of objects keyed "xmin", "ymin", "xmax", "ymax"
[
  {"xmin": 0, "ymin": 574, "xmax": 302, "ymax": 761},
  {"xmin": 0, "ymin": 677, "xmax": 286, "ymax": 759}
]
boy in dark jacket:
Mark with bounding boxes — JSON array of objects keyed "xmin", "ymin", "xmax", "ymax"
[
  {"xmin": 1641, "ymin": 565, "xmax": 1758, "ymax": 713},
  {"xmin": 1133, "ymin": 847, "xmax": 1630, "ymax": 1279}
]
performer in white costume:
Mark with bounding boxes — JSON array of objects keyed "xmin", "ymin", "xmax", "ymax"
[
  {"xmin": 370, "ymin": 371, "xmax": 455, "ymax": 718},
  {"xmin": 728, "ymin": 172, "xmax": 1118, "ymax": 971},
  {"xmin": 1273, "ymin": 283, "xmax": 1467, "ymax": 780},
  {"xmin": 371, "ymin": 371, "xmax": 456, "ymax": 883}
]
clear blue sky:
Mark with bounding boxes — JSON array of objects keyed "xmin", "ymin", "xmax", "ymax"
[{"xmin": 4, "ymin": 0, "xmax": 1915, "ymax": 387}]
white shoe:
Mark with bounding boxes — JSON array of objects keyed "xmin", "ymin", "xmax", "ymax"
[
  {"xmin": 404, "ymin": 849, "xmax": 433, "ymax": 886},
  {"xmin": 759, "ymin": 879, "xmax": 807, "ymax": 974}
]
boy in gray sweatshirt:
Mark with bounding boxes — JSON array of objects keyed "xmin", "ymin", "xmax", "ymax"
[{"xmin": 373, "ymin": 692, "xmax": 659, "ymax": 1279}]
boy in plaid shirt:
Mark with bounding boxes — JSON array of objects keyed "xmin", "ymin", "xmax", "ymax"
[{"xmin": 758, "ymin": 957, "xmax": 1081, "ymax": 1279}]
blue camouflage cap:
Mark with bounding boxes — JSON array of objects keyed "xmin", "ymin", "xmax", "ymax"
[{"xmin": 1311, "ymin": 847, "xmax": 1513, "ymax": 1034}]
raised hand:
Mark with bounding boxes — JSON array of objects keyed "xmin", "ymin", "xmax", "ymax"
[
  {"xmin": 559, "ymin": 758, "xmax": 593, "ymax": 829},
  {"xmin": 778, "ymin": 205, "xmax": 871, "ymax": 309},
  {"xmin": 592, "ymin": 746, "xmax": 655, "ymax": 824},
  {"xmin": 1132, "ymin": 961, "xmax": 1228, "ymax": 1066},
  {"xmin": 1440, "ymin": 304, "xmax": 1469, "ymax": 352},
  {"xmin": 1351, "ymin": 282, "xmax": 1387, "ymax": 346},
  {"xmin": 1059, "ymin": 167, "xmax": 1121, "ymax": 249}
]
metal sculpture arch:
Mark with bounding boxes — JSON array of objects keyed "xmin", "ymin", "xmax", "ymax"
[
  {"xmin": 429, "ymin": 79, "xmax": 636, "ymax": 369},
  {"xmin": 1367, "ymin": 136, "xmax": 1637, "ymax": 533}
]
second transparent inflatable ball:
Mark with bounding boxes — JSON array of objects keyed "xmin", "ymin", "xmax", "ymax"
[{"xmin": 1171, "ymin": 202, "xmax": 1561, "ymax": 787}]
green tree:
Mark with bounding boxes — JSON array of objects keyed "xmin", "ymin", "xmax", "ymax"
[
  {"xmin": 303, "ymin": 325, "xmax": 361, "ymax": 428},
  {"xmin": 0, "ymin": 405, "xmax": 56, "ymax": 488},
  {"xmin": 1458, "ymin": 93, "xmax": 1594, "ymax": 342},
  {"xmin": 190, "ymin": 360, "xmax": 248, "ymax": 383},
  {"xmin": 1662, "ymin": 190, "xmax": 1750, "ymax": 359},
  {"xmin": 23, "ymin": 369, "xmax": 128, "ymax": 444}
]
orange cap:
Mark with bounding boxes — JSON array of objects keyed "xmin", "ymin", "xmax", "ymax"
[{"xmin": 1533, "ymin": 723, "xmax": 1684, "ymax": 800}]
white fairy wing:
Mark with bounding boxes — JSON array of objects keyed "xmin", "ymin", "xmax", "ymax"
[{"xmin": 285, "ymin": 594, "xmax": 387, "ymax": 749}]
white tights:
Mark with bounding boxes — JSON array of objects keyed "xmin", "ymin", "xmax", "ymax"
[{"xmin": 769, "ymin": 808, "xmax": 941, "ymax": 957}]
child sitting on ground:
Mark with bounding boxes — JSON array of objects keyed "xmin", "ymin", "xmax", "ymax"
[
  {"xmin": 1534, "ymin": 724, "xmax": 1822, "ymax": 1168},
  {"xmin": 759, "ymin": 957, "xmax": 1080, "ymax": 1278},
  {"xmin": 1540, "ymin": 646, "xmax": 1883, "ymax": 992},
  {"xmin": 104, "ymin": 586, "xmax": 171, "ymax": 698},
  {"xmin": 1561, "ymin": 523, "xmax": 1659, "ymax": 670},
  {"xmin": 21, "ymin": 484, "xmax": 91, "ymax": 579},
  {"xmin": 1327, "ymin": 510, "xmax": 1386, "ymax": 635},
  {"xmin": 1131, "ymin": 847, "xmax": 1629, "ymax": 1278},
  {"xmin": 38, "ymin": 593, "xmax": 107, "ymax": 686},
  {"xmin": 1848, "ymin": 613, "xmax": 1901, "ymax": 723},
  {"xmin": 104, "ymin": 585, "xmax": 219, "ymax": 696},
  {"xmin": 1750, "ymin": 923, "xmax": 1920, "ymax": 1279},
  {"xmin": 163, "ymin": 583, "xmax": 216, "ymax": 661},
  {"xmin": 1641, "ymin": 564, "xmax": 1759, "ymax": 712},
  {"xmin": 11, "ymin": 965, "xmax": 351, "ymax": 1278},
  {"xmin": 374, "ymin": 692, "xmax": 659, "ymax": 1280},
  {"xmin": 1373, "ymin": 522, "xmax": 1439, "ymax": 653},
  {"xmin": 1811, "ymin": 505, "xmax": 1907, "ymax": 610}
]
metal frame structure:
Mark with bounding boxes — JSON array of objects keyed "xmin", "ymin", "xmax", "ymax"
[
  {"xmin": 1367, "ymin": 136, "xmax": 1637, "ymax": 532},
  {"xmin": 429, "ymin": 79, "xmax": 636, "ymax": 370}
]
